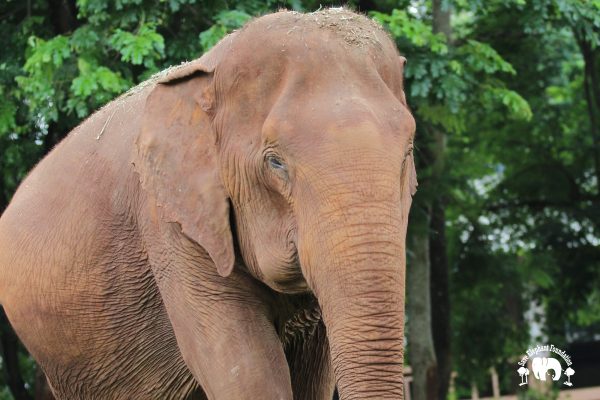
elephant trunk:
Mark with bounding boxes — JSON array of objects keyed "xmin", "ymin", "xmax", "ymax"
[
  {"xmin": 298, "ymin": 196, "xmax": 407, "ymax": 400},
  {"xmin": 320, "ymin": 255, "xmax": 405, "ymax": 399}
]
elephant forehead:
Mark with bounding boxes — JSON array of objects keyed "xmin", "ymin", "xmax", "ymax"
[
  {"xmin": 215, "ymin": 9, "xmax": 402, "ymax": 93},
  {"xmin": 241, "ymin": 8, "xmax": 390, "ymax": 48},
  {"xmin": 211, "ymin": 9, "xmax": 412, "ymax": 150}
]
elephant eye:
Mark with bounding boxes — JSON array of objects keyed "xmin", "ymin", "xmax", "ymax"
[{"xmin": 266, "ymin": 154, "xmax": 286, "ymax": 171}]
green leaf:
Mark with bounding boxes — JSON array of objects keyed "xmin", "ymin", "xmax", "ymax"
[
  {"xmin": 0, "ymin": 97, "xmax": 16, "ymax": 136},
  {"xmin": 199, "ymin": 25, "xmax": 228, "ymax": 51},
  {"xmin": 71, "ymin": 73, "xmax": 98, "ymax": 97},
  {"xmin": 110, "ymin": 24, "xmax": 165, "ymax": 66},
  {"xmin": 23, "ymin": 35, "xmax": 71, "ymax": 72},
  {"xmin": 371, "ymin": 10, "xmax": 448, "ymax": 54},
  {"xmin": 70, "ymin": 26, "xmax": 100, "ymax": 52},
  {"xmin": 459, "ymin": 40, "xmax": 516, "ymax": 75},
  {"xmin": 199, "ymin": 10, "xmax": 252, "ymax": 51},
  {"xmin": 490, "ymin": 87, "xmax": 533, "ymax": 121},
  {"xmin": 215, "ymin": 10, "xmax": 252, "ymax": 28}
]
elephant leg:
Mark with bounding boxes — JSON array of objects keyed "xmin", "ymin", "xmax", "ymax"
[
  {"xmin": 158, "ymin": 270, "xmax": 292, "ymax": 399},
  {"xmin": 286, "ymin": 320, "xmax": 335, "ymax": 400},
  {"xmin": 145, "ymin": 230, "xmax": 292, "ymax": 399},
  {"xmin": 186, "ymin": 298, "xmax": 293, "ymax": 400}
]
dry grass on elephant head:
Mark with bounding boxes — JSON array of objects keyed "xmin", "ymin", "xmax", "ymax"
[
  {"xmin": 253, "ymin": 7, "xmax": 388, "ymax": 47},
  {"xmin": 111, "ymin": 7, "xmax": 396, "ymax": 114}
]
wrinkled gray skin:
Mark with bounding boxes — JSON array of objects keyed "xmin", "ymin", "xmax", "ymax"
[{"xmin": 0, "ymin": 9, "xmax": 416, "ymax": 400}]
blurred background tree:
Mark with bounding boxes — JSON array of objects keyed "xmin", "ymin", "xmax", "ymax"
[{"xmin": 0, "ymin": 0, "xmax": 598, "ymax": 399}]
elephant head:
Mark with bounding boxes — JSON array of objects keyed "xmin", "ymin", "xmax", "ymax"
[
  {"xmin": 532, "ymin": 357, "xmax": 562, "ymax": 381},
  {"xmin": 134, "ymin": 9, "xmax": 415, "ymax": 399}
]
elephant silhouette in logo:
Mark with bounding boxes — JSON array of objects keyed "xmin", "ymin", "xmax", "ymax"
[{"xmin": 532, "ymin": 357, "xmax": 562, "ymax": 381}]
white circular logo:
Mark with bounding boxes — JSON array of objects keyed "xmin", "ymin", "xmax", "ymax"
[{"xmin": 517, "ymin": 344, "xmax": 575, "ymax": 387}]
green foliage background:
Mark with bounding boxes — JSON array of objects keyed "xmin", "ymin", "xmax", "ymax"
[{"xmin": 0, "ymin": 0, "xmax": 599, "ymax": 399}]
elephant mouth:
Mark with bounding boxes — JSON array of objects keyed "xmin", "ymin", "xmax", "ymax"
[
  {"xmin": 268, "ymin": 252, "xmax": 309, "ymax": 294},
  {"xmin": 271, "ymin": 276, "xmax": 309, "ymax": 294},
  {"xmin": 274, "ymin": 293, "xmax": 321, "ymax": 345}
]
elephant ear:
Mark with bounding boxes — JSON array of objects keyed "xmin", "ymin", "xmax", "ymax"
[
  {"xmin": 397, "ymin": 55, "xmax": 418, "ymax": 196},
  {"xmin": 134, "ymin": 60, "xmax": 235, "ymax": 277},
  {"xmin": 407, "ymin": 150, "xmax": 418, "ymax": 196},
  {"xmin": 396, "ymin": 56, "xmax": 408, "ymax": 107}
]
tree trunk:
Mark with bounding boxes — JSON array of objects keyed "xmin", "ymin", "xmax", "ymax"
[
  {"xmin": 432, "ymin": 0, "xmax": 451, "ymax": 42},
  {"xmin": 430, "ymin": 199, "xmax": 451, "ymax": 400},
  {"xmin": 407, "ymin": 210, "xmax": 438, "ymax": 400},
  {"xmin": 46, "ymin": 0, "xmax": 78, "ymax": 34},
  {"xmin": 431, "ymin": 3, "xmax": 452, "ymax": 399},
  {"xmin": 34, "ymin": 367, "xmax": 55, "ymax": 400},
  {"xmin": 575, "ymin": 33, "xmax": 600, "ymax": 195},
  {"xmin": 0, "ymin": 308, "xmax": 33, "ymax": 400}
]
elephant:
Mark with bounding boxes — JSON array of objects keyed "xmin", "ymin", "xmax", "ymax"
[
  {"xmin": 531, "ymin": 357, "xmax": 562, "ymax": 381},
  {"xmin": 0, "ymin": 8, "xmax": 417, "ymax": 400}
]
